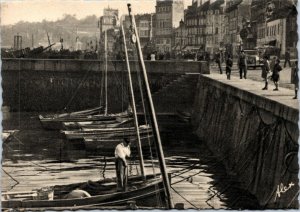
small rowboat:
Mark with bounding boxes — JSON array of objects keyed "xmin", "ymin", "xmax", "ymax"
[
  {"xmin": 63, "ymin": 117, "xmax": 133, "ymax": 130},
  {"xmin": 39, "ymin": 110, "xmax": 132, "ymax": 130},
  {"xmin": 1, "ymin": 174, "xmax": 166, "ymax": 210},
  {"xmin": 62, "ymin": 125, "xmax": 152, "ymax": 141}
]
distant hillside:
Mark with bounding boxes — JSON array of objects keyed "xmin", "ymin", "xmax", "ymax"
[{"xmin": 1, "ymin": 14, "xmax": 100, "ymax": 50}]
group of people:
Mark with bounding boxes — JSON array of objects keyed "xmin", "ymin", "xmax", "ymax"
[
  {"xmin": 260, "ymin": 56, "xmax": 282, "ymax": 91},
  {"xmin": 216, "ymin": 50, "xmax": 298, "ymax": 99},
  {"xmin": 215, "ymin": 50, "xmax": 242, "ymax": 80},
  {"xmin": 260, "ymin": 55, "xmax": 298, "ymax": 99}
]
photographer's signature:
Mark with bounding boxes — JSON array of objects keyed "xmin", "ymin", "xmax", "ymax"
[{"xmin": 274, "ymin": 182, "xmax": 295, "ymax": 202}]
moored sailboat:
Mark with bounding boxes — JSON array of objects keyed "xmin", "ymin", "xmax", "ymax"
[
  {"xmin": 39, "ymin": 30, "xmax": 132, "ymax": 130},
  {"xmin": 2, "ymin": 4, "xmax": 173, "ymax": 210}
]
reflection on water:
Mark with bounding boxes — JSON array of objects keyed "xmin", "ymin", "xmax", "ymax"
[{"xmin": 1, "ymin": 112, "xmax": 260, "ymax": 209}]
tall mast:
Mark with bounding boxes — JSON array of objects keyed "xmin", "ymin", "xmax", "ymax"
[
  {"xmin": 104, "ymin": 30, "xmax": 108, "ymax": 115},
  {"xmin": 127, "ymin": 4, "xmax": 174, "ymax": 209},
  {"xmin": 121, "ymin": 25, "xmax": 145, "ymax": 178}
]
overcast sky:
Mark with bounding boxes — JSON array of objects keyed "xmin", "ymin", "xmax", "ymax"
[{"xmin": 1, "ymin": 0, "xmax": 193, "ymax": 25}]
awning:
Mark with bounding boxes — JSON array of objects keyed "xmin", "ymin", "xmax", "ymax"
[
  {"xmin": 182, "ymin": 45, "xmax": 202, "ymax": 51},
  {"xmin": 265, "ymin": 40, "xmax": 276, "ymax": 46}
]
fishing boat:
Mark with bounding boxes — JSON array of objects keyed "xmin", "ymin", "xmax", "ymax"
[
  {"xmin": 2, "ymin": 5, "xmax": 173, "ymax": 210},
  {"xmin": 39, "ymin": 29, "xmax": 132, "ymax": 130},
  {"xmin": 2, "ymin": 130, "xmax": 19, "ymax": 142},
  {"xmin": 62, "ymin": 125, "xmax": 152, "ymax": 141},
  {"xmin": 39, "ymin": 108, "xmax": 132, "ymax": 130},
  {"xmin": 83, "ymin": 134, "xmax": 153, "ymax": 152},
  {"xmin": 62, "ymin": 117, "xmax": 133, "ymax": 130},
  {"xmin": 1, "ymin": 174, "xmax": 166, "ymax": 210}
]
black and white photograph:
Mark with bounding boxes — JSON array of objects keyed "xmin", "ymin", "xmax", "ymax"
[{"xmin": 0, "ymin": 0, "xmax": 298, "ymax": 210}]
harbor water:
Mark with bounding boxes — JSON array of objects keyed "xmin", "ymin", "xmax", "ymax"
[{"xmin": 1, "ymin": 112, "xmax": 261, "ymax": 209}]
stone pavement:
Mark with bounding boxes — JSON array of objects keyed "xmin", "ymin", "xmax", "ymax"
[
  {"xmin": 209, "ymin": 67, "xmax": 298, "ymax": 111},
  {"xmin": 210, "ymin": 64, "xmax": 295, "ymax": 90}
]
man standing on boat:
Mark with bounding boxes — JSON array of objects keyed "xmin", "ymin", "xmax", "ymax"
[{"xmin": 115, "ymin": 138, "xmax": 131, "ymax": 191}]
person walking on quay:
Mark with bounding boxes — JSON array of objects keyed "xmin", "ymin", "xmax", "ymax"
[
  {"xmin": 271, "ymin": 58, "xmax": 282, "ymax": 91},
  {"xmin": 261, "ymin": 55, "xmax": 270, "ymax": 90},
  {"xmin": 291, "ymin": 60, "xmax": 298, "ymax": 99},
  {"xmin": 284, "ymin": 49, "xmax": 291, "ymax": 68},
  {"xmin": 115, "ymin": 138, "xmax": 131, "ymax": 191},
  {"xmin": 270, "ymin": 56, "xmax": 277, "ymax": 72},
  {"xmin": 226, "ymin": 54, "xmax": 233, "ymax": 80},
  {"xmin": 238, "ymin": 50, "xmax": 248, "ymax": 79},
  {"xmin": 215, "ymin": 51, "xmax": 222, "ymax": 74}
]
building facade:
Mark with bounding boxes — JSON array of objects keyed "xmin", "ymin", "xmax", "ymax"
[
  {"xmin": 123, "ymin": 13, "xmax": 156, "ymax": 51},
  {"xmin": 155, "ymin": 0, "xmax": 184, "ymax": 52},
  {"xmin": 99, "ymin": 7, "xmax": 119, "ymax": 34},
  {"xmin": 99, "ymin": 7, "xmax": 119, "ymax": 53},
  {"xmin": 255, "ymin": 0, "xmax": 297, "ymax": 57},
  {"xmin": 185, "ymin": 0, "xmax": 209, "ymax": 51},
  {"xmin": 205, "ymin": 0, "xmax": 225, "ymax": 54},
  {"xmin": 225, "ymin": 0, "xmax": 251, "ymax": 57},
  {"xmin": 173, "ymin": 19, "xmax": 188, "ymax": 53}
]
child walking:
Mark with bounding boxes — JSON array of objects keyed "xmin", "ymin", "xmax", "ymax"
[
  {"xmin": 226, "ymin": 54, "xmax": 233, "ymax": 80},
  {"xmin": 292, "ymin": 60, "xmax": 298, "ymax": 99},
  {"xmin": 271, "ymin": 59, "xmax": 282, "ymax": 91}
]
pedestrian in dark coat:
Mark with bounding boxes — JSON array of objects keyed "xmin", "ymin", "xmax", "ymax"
[
  {"xmin": 226, "ymin": 54, "xmax": 233, "ymax": 80},
  {"xmin": 270, "ymin": 56, "xmax": 277, "ymax": 72},
  {"xmin": 215, "ymin": 51, "xmax": 222, "ymax": 74},
  {"xmin": 291, "ymin": 60, "xmax": 298, "ymax": 99},
  {"xmin": 261, "ymin": 55, "xmax": 270, "ymax": 90},
  {"xmin": 284, "ymin": 50, "xmax": 291, "ymax": 68},
  {"xmin": 238, "ymin": 50, "xmax": 247, "ymax": 79},
  {"xmin": 271, "ymin": 58, "xmax": 282, "ymax": 91}
]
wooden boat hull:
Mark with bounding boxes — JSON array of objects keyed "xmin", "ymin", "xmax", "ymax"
[
  {"xmin": 83, "ymin": 135, "xmax": 153, "ymax": 152},
  {"xmin": 39, "ymin": 111, "xmax": 132, "ymax": 130},
  {"xmin": 62, "ymin": 126, "xmax": 152, "ymax": 141},
  {"xmin": 2, "ymin": 130, "xmax": 19, "ymax": 142},
  {"xmin": 63, "ymin": 118, "xmax": 133, "ymax": 130},
  {"xmin": 2, "ymin": 175, "xmax": 166, "ymax": 210}
]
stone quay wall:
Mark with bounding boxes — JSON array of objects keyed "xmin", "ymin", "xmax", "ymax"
[
  {"xmin": 192, "ymin": 75, "xmax": 299, "ymax": 209},
  {"xmin": 1, "ymin": 59, "xmax": 208, "ymax": 112}
]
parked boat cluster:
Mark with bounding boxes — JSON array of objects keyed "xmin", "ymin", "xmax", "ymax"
[{"xmin": 2, "ymin": 4, "xmax": 172, "ymax": 210}]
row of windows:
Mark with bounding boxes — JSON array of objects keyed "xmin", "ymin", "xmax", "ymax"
[
  {"xmin": 175, "ymin": 38, "xmax": 187, "ymax": 46},
  {"xmin": 175, "ymin": 32, "xmax": 187, "ymax": 37},
  {"xmin": 139, "ymin": 21, "xmax": 149, "ymax": 28},
  {"xmin": 156, "ymin": 38, "xmax": 171, "ymax": 44},
  {"xmin": 156, "ymin": 28, "xmax": 172, "ymax": 35},
  {"xmin": 258, "ymin": 24, "xmax": 281, "ymax": 39},
  {"xmin": 139, "ymin": 29, "xmax": 149, "ymax": 37},
  {"xmin": 229, "ymin": 20, "xmax": 237, "ymax": 31},
  {"xmin": 157, "ymin": 20, "xmax": 171, "ymax": 28},
  {"xmin": 157, "ymin": 6, "xmax": 171, "ymax": 13},
  {"xmin": 186, "ymin": 17, "xmax": 220, "ymax": 26},
  {"xmin": 187, "ymin": 37, "xmax": 205, "ymax": 45},
  {"xmin": 197, "ymin": 9, "xmax": 220, "ymax": 16},
  {"xmin": 187, "ymin": 26, "xmax": 221, "ymax": 35},
  {"xmin": 206, "ymin": 36, "xmax": 219, "ymax": 44}
]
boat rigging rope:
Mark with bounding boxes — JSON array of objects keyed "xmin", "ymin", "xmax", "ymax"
[
  {"xmin": 63, "ymin": 62, "xmax": 94, "ymax": 111},
  {"xmin": 131, "ymin": 43, "xmax": 156, "ymax": 174},
  {"xmin": 128, "ymin": 25, "xmax": 163, "ymax": 207},
  {"xmin": 99, "ymin": 156, "xmax": 107, "ymax": 180},
  {"xmin": 1, "ymin": 167, "xmax": 19, "ymax": 191},
  {"xmin": 99, "ymin": 59, "xmax": 105, "ymax": 111},
  {"xmin": 170, "ymin": 186, "xmax": 199, "ymax": 209}
]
